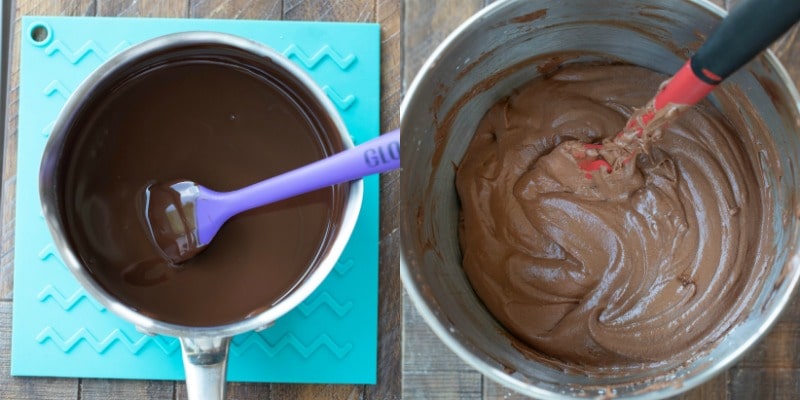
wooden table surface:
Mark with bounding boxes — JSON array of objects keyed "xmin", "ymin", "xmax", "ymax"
[
  {"xmin": 0, "ymin": 0, "xmax": 400, "ymax": 399},
  {"xmin": 400, "ymin": 0, "xmax": 800, "ymax": 399}
]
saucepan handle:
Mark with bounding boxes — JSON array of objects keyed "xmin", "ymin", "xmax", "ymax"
[{"xmin": 180, "ymin": 336, "xmax": 231, "ymax": 400}]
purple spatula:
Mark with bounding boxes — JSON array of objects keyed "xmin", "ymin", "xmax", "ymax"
[{"xmin": 144, "ymin": 129, "xmax": 399, "ymax": 264}]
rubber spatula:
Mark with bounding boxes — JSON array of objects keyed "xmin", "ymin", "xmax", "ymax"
[
  {"xmin": 579, "ymin": 0, "xmax": 800, "ymax": 173},
  {"xmin": 144, "ymin": 129, "xmax": 400, "ymax": 264}
]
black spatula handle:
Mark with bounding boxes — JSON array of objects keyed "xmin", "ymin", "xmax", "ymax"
[{"xmin": 691, "ymin": 0, "xmax": 800, "ymax": 84}]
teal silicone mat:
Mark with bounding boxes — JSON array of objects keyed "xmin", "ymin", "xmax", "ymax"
[{"xmin": 12, "ymin": 16, "xmax": 379, "ymax": 383}]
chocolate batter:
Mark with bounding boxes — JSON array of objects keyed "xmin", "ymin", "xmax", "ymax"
[
  {"xmin": 61, "ymin": 57, "xmax": 346, "ymax": 327},
  {"xmin": 456, "ymin": 64, "xmax": 765, "ymax": 372}
]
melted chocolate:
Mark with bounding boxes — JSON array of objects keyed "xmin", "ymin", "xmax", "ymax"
[
  {"xmin": 456, "ymin": 64, "xmax": 767, "ymax": 373},
  {"xmin": 61, "ymin": 56, "xmax": 345, "ymax": 327}
]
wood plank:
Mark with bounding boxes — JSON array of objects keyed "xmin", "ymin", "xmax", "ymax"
[
  {"xmin": 402, "ymin": 293, "xmax": 483, "ymax": 398},
  {"xmin": 378, "ymin": 0, "xmax": 400, "ymax": 132},
  {"xmin": 283, "ymin": 0, "xmax": 373, "ymax": 23},
  {"xmin": 175, "ymin": 381, "xmax": 271, "ymax": 399},
  {"xmin": 0, "ymin": 169, "xmax": 14, "ymax": 300},
  {"xmin": 399, "ymin": 8, "xmax": 484, "ymax": 399},
  {"xmin": 190, "ymin": 0, "xmax": 282, "ymax": 20},
  {"xmin": 776, "ymin": 291, "xmax": 800, "ymax": 323},
  {"xmin": 0, "ymin": 301, "xmax": 80, "ymax": 399},
  {"xmin": 364, "ymin": 0, "xmax": 402, "ymax": 399},
  {"xmin": 80, "ymin": 379, "xmax": 174, "ymax": 400},
  {"xmin": 284, "ymin": 384, "xmax": 362, "ymax": 400},
  {"xmin": 175, "ymin": 382, "xmax": 371, "ymax": 400},
  {"xmin": 729, "ymin": 367, "xmax": 800, "ymax": 400},
  {"xmin": 96, "ymin": 0, "xmax": 188, "ymax": 17},
  {"xmin": 1, "ymin": 0, "xmax": 95, "ymax": 303},
  {"xmin": 270, "ymin": 384, "xmax": 362, "ymax": 400},
  {"xmin": 403, "ymin": 370, "xmax": 483, "ymax": 400},
  {"xmin": 671, "ymin": 372, "xmax": 729, "ymax": 400},
  {"xmin": 1, "ymin": 0, "xmax": 18, "ymax": 300},
  {"xmin": 1, "ymin": 0, "xmax": 95, "ymax": 300},
  {"xmin": 24, "ymin": 0, "xmax": 97, "ymax": 15},
  {"xmin": 400, "ymin": 6, "xmax": 488, "ymax": 392},
  {"xmin": 736, "ymin": 322, "xmax": 800, "ymax": 369},
  {"xmin": 401, "ymin": 0, "xmax": 484, "ymax": 88},
  {"xmin": 402, "ymin": 294, "xmax": 474, "ymax": 372},
  {"xmin": 370, "ymin": 216, "xmax": 400, "ymax": 400},
  {"xmin": 482, "ymin": 378, "xmax": 531, "ymax": 400},
  {"xmin": 0, "ymin": 0, "xmax": 89, "ymax": 398},
  {"xmin": 773, "ymin": 23, "xmax": 800, "ymax": 89}
]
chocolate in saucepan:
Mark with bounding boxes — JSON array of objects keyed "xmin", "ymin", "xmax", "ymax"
[
  {"xmin": 60, "ymin": 54, "xmax": 346, "ymax": 327},
  {"xmin": 456, "ymin": 63, "xmax": 770, "ymax": 374}
]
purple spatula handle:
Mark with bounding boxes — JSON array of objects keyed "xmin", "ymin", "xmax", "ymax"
[{"xmin": 225, "ymin": 129, "xmax": 399, "ymax": 215}]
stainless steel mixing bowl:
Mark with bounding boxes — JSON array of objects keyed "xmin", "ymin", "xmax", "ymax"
[{"xmin": 400, "ymin": 0, "xmax": 800, "ymax": 398}]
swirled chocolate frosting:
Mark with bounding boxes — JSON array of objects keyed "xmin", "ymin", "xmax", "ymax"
[{"xmin": 456, "ymin": 64, "xmax": 767, "ymax": 373}]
